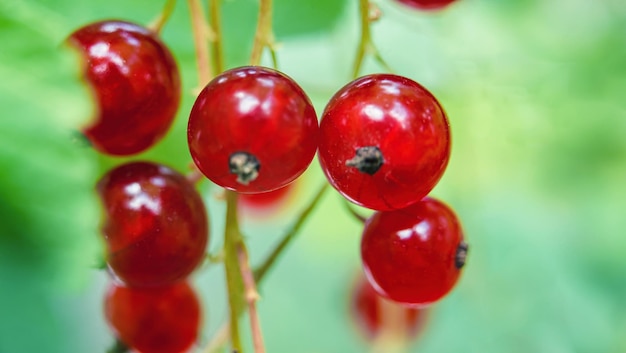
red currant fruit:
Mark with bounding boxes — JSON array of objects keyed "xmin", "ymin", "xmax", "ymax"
[
  {"xmin": 361, "ymin": 197, "xmax": 467, "ymax": 306},
  {"xmin": 240, "ymin": 181, "xmax": 295, "ymax": 209},
  {"xmin": 105, "ymin": 281, "xmax": 201, "ymax": 353},
  {"xmin": 188, "ymin": 66, "xmax": 318, "ymax": 193},
  {"xmin": 351, "ymin": 273, "xmax": 427, "ymax": 340},
  {"xmin": 396, "ymin": 0, "xmax": 458, "ymax": 11},
  {"xmin": 318, "ymin": 74, "xmax": 450, "ymax": 211},
  {"xmin": 97, "ymin": 161, "xmax": 209, "ymax": 287},
  {"xmin": 68, "ymin": 20, "xmax": 181, "ymax": 155}
]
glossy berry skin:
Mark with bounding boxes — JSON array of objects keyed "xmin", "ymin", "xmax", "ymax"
[
  {"xmin": 318, "ymin": 74, "xmax": 450, "ymax": 211},
  {"xmin": 97, "ymin": 161, "xmax": 208, "ymax": 287},
  {"xmin": 105, "ymin": 281, "xmax": 201, "ymax": 353},
  {"xmin": 361, "ymin": 197, "xmax": 466, "ymax": 306},
  {"xmin": 69, "ymin": 20, "xmax": 181, "ymax": 155},
  {"xmin": 188, "ymin": 66, "xmax": 318, "ymax": 193},
  {"xmin": 351, "ymin": 273, "xmax": 427, "ymax": 340},
  {"xmin": 396, "ymin": 0, "xmax": 458, "ymax": 11}
]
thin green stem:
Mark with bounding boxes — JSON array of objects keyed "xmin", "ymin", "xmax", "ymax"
[
  {"xmin": 342, "ymin": 199, "xmax": 368, "ymax": 224},
  {"xmin": 352, "ymin": 0, "xmax": 371, "ymax": 79},
  {"xmin": 237, "ymin": 242, "xmax": 266, "ymax": 353},
  {"xmin": 253, "ymin": 183, "xmax": 329, "ymax": 280},
  {"xmin": 223, "ymin": 190, "xmax": 244, "ymax": 352},
  {"xmin": 269, "ymin": 47, "xmax": 279, "ymax": 69},
  {"xmin": 208, "ymin": 0, "xmax": 224, "ymax": 74},
  {"xmin": 249, "ymin": 0, "xmax": 274, "ymax": 66},
  {"xmin": 149, "ymin": 0, "xmax": 177, "ymax": 34},
  {"xmin": 351, "ymin": 0, "xmax": 392, "ymax": 78},
  {"xmin": 202, "ymin": 183, "xmax": 329, "ymax": 352}
]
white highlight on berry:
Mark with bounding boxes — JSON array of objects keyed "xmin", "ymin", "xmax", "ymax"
[{"xmin": 125, "ymin": 182, "xmax": 162, "ymax": 213}]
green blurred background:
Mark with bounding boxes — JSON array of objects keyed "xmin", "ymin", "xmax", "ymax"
[{"xmin": 1, "ymin": 0, "xmax": 625, "ymax": 352}]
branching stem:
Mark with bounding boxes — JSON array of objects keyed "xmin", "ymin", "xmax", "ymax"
[
  {"xmin": 187, "ymin": 0, "xmax": 213, "ymax": 86},
  {"xmin": 149, "ymin": 0, "xmax": 177, "ymax": 34},
  {"xmin": 202, "ymin": 183, "xmax": 329, "ymax": 352},
  {"xmin": 352, "ymin": 0, "xmax": 392, "ymax": 78},
  {"xmin": 208, "ymin": 0, "xmax": 224, "ymax": 73},
  {"xmin": 237, "ymin": 242, "xmax": 266, "ymax": 353},
  {"xmin": 253, "ymin": 183, "xmax": 329, "ymax": 280},
  {"xmin": 223, "ymin": 190, "xmax": 244, "ymax": 352},
  {"xmin": 249, "ymin": 0, "xmax": 274, "ymax": 66}
]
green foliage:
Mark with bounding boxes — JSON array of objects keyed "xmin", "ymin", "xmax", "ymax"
[{"xmin": 0, "ymin": 4, "xmax": 101, "ymax": 352}]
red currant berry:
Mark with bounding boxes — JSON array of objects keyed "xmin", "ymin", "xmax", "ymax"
[
  {"xmin": 396, "ymin": 0, "xmax": 458, "ymax": 11},
  {"xmin": 105, "ymin": 281, "xmax": 201, "ymax": 353},
  {"xmin": 361, "ymin": 197, "xmax": 467, "ymax": 306},
  {"xmin": 240, "ymin": 182, "xmax": 295, "ymax": 210},
  {"xmin": 97, "ymin": 161, "xmax": 209, "ymax": 287},
  {"xmin": 351, "ymin": 273, "xmax": 427, "ymax": 340},
  {"xmin": 68, "ymin": 20, "xmax": 181, "ymax": 155},
  {"xmin": 318, "ymin": 74, "xmax": 450, "ymax": 211},
  {"xmin": 188, "ymin": 66, "xmax": 318, "ymax": 193}
]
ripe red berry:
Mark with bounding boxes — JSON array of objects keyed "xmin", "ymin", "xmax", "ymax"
[
  {"xmin": 97, "ymin": 161, "xmax": 209, "ymax": 287},
  {"xmin": 361, "ymin": 197, "xmax": 467, "ymax": 306},
  {"xmin": 105, "ymin": 281, "xmax": 201, "ymax": 353},
  {"xmin": 68, "ymin": 20, "xmax": 181, "ymax": 155},
  {"xmin": 188, "ymin": 66, "xmax": 319, "ymax": 193},
  {"xmin": 240, "ymin": 181, "xmax": 295, "ymax": 212},
  {"xmin": 396, "ymin": 0, "xmax": 458, "ymax": 11},
  {"xmin": 351, "ymin": 273, "xmax": 427, "ymax": 340},
  {"xmin": 319, "ymin": 74, "xmax": 450, "ymax": 211}
]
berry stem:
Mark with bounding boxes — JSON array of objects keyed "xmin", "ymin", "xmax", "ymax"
[
  {"xmin": 148, "ymin": 0, "xmax": 177, "ymax": 34},
  {"xmin": 249, "ymin": 0, "xmax": 274, "ymax": 66},
  {"xmin": 352, "ymin": 0, "xmax": 371, "ymax": 79},
  {"xmin": 342, "ymin": 199, "xmax": 368, "ymax": 224},
  {"xmin": 236, "ymin": 242, "xmax": 266, "ymax": 353},
  {"xmin": 352, "ymin": 0, "xmax": 392, "ymax": 78},
  {"xmin": 187, "ymin": 0, "xmax": 214, "ymax": 86},
  {"xmin": 223, "ymin": 190, "xmax": 245, "ymax": 352},
  {"xmin": 253, "ymin": 183, "xmax": 329, "ymax": 280},
  {"xmin": 202, "ymin": 183, "xmax": 329, "ymax": 352},
  {"xmin": 269, "ymin": 47, "xmax": 279, "ymax": 69},
  {"xmin": 224, "ymin": 190, "xmax": 267, "ymax": 353},
  {"xmin": 208, "ymin": 0, "xmax": 225, "ymax": 74},
  {"xmin": 106, "ymin": 339, "xmax": 128, "ymax": 353}
]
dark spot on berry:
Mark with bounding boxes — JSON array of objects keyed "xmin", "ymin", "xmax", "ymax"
[
  {"xmin": 345, "ymin": 146, "xmax": 384, "ymax": 175},
  {"xmin": 229, "ymin": 151, "xmax": 261, "ymax": 185},
  {"xmin": 455, "ymin": 241, "xmax": 468, "ymax": 269}
]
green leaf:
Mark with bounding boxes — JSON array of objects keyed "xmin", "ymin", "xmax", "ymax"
[{"xmin": 0, "ymin": 3, "xmax": 100, "ymax": 352}]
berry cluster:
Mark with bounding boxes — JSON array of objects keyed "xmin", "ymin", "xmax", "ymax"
[
  {"xmin": 67, "ymin": 0, "xmax": 465, "ymax": 351},
  {"xmin": 69, "ymin": 21, "xmax": 206, "ymax": 353}
]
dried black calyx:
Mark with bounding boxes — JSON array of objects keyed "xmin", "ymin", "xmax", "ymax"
[
  {"xmin": 455, "ymin": 241, "xmax": 469, "ymax": 269},
  {"xmin": 229, "ymin": 151, "xmax": 260, "ymax": 185},
  {"xmin": 345, "ymin": 146, "xmax": 384, "ymax": 175}
]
